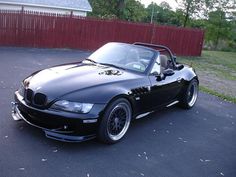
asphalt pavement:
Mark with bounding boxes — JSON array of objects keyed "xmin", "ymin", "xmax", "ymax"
[{"xmin": 0, "ymin": 47, "xmax": 235, "ymax": 177}]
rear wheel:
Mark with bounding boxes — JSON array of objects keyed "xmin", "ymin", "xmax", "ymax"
[
  {"xmin": 179, "ymin": 79, "xmax": 199, "ymax": 109},
  {"xmin": 98, "ymin": 98, "xmax": 132, "ymax": 144}
]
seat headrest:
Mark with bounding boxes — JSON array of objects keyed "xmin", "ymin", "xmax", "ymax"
[{"xmin": 160, "ymin": 55, "xmax": 168, "ymax": 69}]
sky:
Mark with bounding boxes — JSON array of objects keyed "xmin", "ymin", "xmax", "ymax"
[{"xmin": 139, "ymin": 0, "xmax": 179, "ymax": 9}]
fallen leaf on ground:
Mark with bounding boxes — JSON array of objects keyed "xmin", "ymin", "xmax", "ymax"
[{"xmin": 205, "ymin": 160, "xmax": 211, "ymax": 162}]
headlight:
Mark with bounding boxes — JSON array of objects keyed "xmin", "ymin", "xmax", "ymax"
[{"xmin": 51, "ymin": 100, "xmax": 93, "ymax": 113}]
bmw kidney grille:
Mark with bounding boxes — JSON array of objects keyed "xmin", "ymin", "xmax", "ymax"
[{"xmin": 25, "ymin": 89, "xmax": 47, "ymax": 106}]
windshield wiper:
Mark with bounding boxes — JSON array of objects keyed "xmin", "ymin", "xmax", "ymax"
[
  {"xmin": 84, "ymin": 58, "xmax": 97, "ymax": 64},
  {"xmin": 84, "ymin": 59, "xmax": 126, "ymax": 70},
  {"xmin": 99, "ymin": 62, "xmax": 126, "ymax": 70}
]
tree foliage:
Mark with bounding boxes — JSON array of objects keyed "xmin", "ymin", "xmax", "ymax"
[
  {"xmin": 144, "ymin": 2, "xmax": 185, "ymax": 26},
  {"xmin": 206, "ymin": 10, "xmax": 231, "ymax": 49},
  {"xmin": 177, "ymin": 0, "xmax": 205, "ymax": 27},
  {"xmin": 122, "ymin": 0, "xmax": 147, "ymax": 21},
  {"xmin": 88, "ymin": 0, "xmax": 146, "ymax": 21},
  {"xmin": 204, "ymin": 0, "xmax": 236, "ymax": 50}
]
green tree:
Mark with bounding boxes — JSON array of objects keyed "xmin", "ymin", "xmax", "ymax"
[
  {"xmin": 205, "ymin": 0, "xmax": 236, "ymax": 50},
  {"xmin": 206, "ymin": 10, "xmax": 231, "ymax": 49},
  {"xmin": 88, "ymin": 0, "xmax": 115, "ymax": 18},
  {"xmin": 159, "ymin": 1, "xmax": 172, "ymax": 10},
  {"xmin": 145, "ymin": 2, "xmax": 183, "ymax": 26},
  {"xmin": 177, "ymin": 0, "xmax": 205, "ymax": 27},
  {"xmin": 123, "ymin": 0, "xmax": 147, "ymax": 21},
  {"xmin": 88, "ymin": 0, "xmax": 146, "ymax": 22}
]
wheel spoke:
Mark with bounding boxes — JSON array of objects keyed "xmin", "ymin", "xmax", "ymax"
[{"xmin": 107, "ymin": 102, "xmax": 131, "ymax": 140}]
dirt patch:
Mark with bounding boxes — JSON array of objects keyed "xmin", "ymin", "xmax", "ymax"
[{"xmin": 197, "ymin": 71, "xmax": 236, "ymax": 98}]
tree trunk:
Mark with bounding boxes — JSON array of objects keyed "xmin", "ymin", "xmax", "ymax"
[
  {"xmin": 183, "ymin": 2, "xmax": 191, "ymax": 27},
  {"xmin": 214, "ymin": 12, "xmax": 223, "ymax": 50},
  {"xmin": 116, "ymin": 0, "xmax": 125, "ymax": 19}
]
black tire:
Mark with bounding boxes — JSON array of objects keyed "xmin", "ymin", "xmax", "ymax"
[
  {"xmin": 179, "ymin": 79, "xmax": 199, "ymax": 109},
  {"xmin": 97, "ymin": 98, "xmax": 132, "ymax": 144}
]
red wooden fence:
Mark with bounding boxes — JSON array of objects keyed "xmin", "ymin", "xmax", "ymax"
[{"xmin": 0, "ymin": 10, "xmax": 204, "ymax": 56}]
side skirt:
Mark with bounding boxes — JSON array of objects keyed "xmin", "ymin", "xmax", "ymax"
[
  {"xmin": 166, "ymin": 100, "xmax": 179, "ymax": 107},
  {"xmin": 135, "ymin": 100, "xmax": 179, "ymax": 120},
  {"xmin": 135, "ymin": 111, "xmax": 154, "ymax": 119}
]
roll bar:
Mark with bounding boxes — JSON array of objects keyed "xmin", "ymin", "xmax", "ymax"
[
  {"xmin": 133, "ymin": 42, "xmax": 174, "ymax": 57},
  {"xmin": 133, "ymin": 42, "xmax": 177, "ymax": 67}
]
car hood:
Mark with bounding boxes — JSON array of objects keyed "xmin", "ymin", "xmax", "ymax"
[{"xmin": 25, "ymin": 62, "xmax": 141, "ymax": 101}]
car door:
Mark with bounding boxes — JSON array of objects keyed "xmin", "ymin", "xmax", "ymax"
[{"xmin": 148, "ymin": 55, "xmax": 183, "ymax": 109}]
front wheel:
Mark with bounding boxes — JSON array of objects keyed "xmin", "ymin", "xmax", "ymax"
[
  {"xmin": 98, "ymin": 98, "xmax": 132, "ymax": 144},
  {"xmin": 179, "ymin": 79, "xmax": 199, "ymax": 109}
]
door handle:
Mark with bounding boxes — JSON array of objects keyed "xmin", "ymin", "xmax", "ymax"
[{"xmin": 176, "ymin": 77, "xmax": 182, "ymax": 83}]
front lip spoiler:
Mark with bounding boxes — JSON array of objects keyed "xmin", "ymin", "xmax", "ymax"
[
  {"xmin": 44, "ymin": 130, "xmax": 96, "ymax": 142},
  {"xmin": 11, "ymin": 102, "xmax": 96, "ymax": 142}
]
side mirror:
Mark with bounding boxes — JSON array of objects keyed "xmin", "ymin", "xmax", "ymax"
[
  {"xmin": 151, "ymin": 72, "xmax": 164, "ymax": 81},
  {"xmin": 176, "ymin": 64, "xmax": 184, "ymax": 70},
  {"xmin": 163, "ymin": 69, "xmax": 174, "ymax": 76},
  {"xmin": 155, "ymin": 74, "xmax": 164, "ymax": 81}
]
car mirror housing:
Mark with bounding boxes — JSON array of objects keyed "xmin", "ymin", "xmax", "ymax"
[
  {"xmin": 176, "ymin": 64, "xmax": 184, "ymax": 70},
  {"xmin": 151, "ymin": 72, "xmax": 165, "ymax": 81},
  {"xmin": 155, "ymin": 75, "xmax": 163, "ymax": 81}
]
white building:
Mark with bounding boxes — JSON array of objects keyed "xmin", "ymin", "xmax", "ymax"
[{"xmin": 0, "ymin": 0, "xmax": 92, "ymax": 16}]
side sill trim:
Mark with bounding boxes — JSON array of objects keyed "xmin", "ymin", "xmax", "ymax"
[
  {"xmin": 166, "ymin": 101, "xmax": 179, "ymax": 107},
  {"xmin": 136, "ymin": 111, "xmax": 154, "ymax": 119}
]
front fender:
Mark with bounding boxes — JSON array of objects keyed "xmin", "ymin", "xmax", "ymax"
[
  {"xmin": 60, "ymin": 84, "xmax": 131, "ymax": 104},
  {"xmin": 182, "ymin": 65, "xmax": 198, "ymax": 82},
  {"xmin": 58, "ymin": 78, "xmax": 150, "ymax": 117}
]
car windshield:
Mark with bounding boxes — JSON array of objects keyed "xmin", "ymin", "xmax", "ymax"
[{"xmin": 87, "ymin": 43, "xmax": 155, "ymax": 73}]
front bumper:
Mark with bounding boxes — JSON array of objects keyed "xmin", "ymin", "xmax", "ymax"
[{"xmin": 12, "ymin": 91, "xmax": 106, "ymax": 142}]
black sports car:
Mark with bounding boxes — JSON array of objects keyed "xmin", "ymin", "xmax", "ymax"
[{"xmin": 12, "ymin": 42, "xmax": 199, "ymax": 144}]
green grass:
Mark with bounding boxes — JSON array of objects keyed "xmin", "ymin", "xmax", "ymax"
[
  {"xmin": 199, "ymin": 86, "xmax": 236, "ymax": 104},
  {"xmin": 178, "ymin": 51, "xmax": 236, "ymax": 104},
  {"xmin": 179, "ymin": 51, "xmax": 236, "ymax": 81}
]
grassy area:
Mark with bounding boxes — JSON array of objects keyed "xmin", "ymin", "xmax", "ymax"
[
  {"xmin": 179, "ymin": 51, "xmax": 236, "ymax": 81},
  {"xmin": 200, "ymin": 85, "xmax": 236, "ymax": 104},
  {"xmin": 178, "ymin": 51, "xmax": 236, "ymax": 104}
]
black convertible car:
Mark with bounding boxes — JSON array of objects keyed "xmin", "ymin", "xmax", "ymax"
[{"xmin": 12, "ymin": 42, "xmax": 198, "ymax": 144}]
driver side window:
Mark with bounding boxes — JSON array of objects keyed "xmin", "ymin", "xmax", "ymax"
[{"xmin": 151, "ymin": 56, "xmax": 161, "ymax": 75}]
